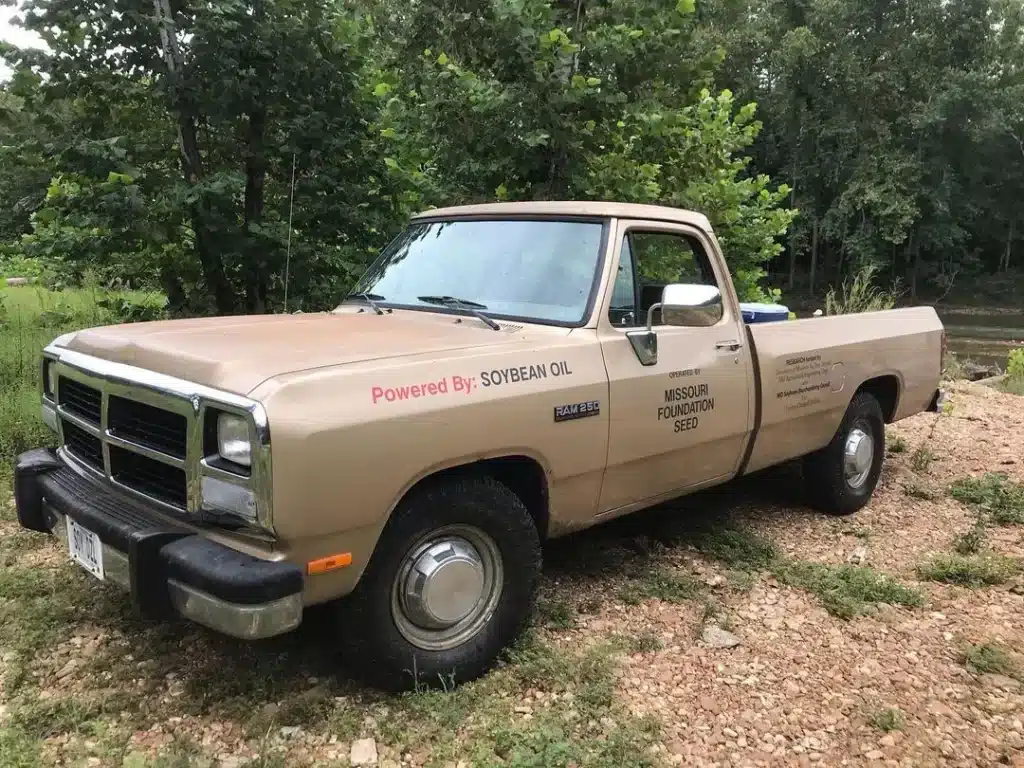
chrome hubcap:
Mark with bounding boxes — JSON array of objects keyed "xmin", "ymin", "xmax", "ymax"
[
  {"xmin": 844, "ymin": 424, "xmax": 874, "ymax": 489},
  {"xmin": 391, "ymin": 525, "xmax": 503, "ymax": 651}
]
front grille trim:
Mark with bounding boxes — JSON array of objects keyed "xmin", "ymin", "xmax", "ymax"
[{"xmin": 42, "ymin": 346, "xmax": 274, "ymax": 532}]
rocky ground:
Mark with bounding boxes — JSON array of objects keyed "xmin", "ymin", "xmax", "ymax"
[{"xmin": 0, "ymin": 380, "xmax": 1021, "ymax": 767}]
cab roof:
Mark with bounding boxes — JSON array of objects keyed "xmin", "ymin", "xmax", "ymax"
[{"xmin": 411, "ymin": 201, "xmax": 713, "ymax": 232}]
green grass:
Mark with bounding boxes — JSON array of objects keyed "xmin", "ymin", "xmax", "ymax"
[
  {"xmin": 773, "ymin": 561, "xmax": 923, "ymax": 619},
  {"xmin": 535, "ymin": 596, "xmax": 576, "ymax": 629},
  {"xmin": 962, "ymin": 643, "xmax": 1021, "ymax": 678},
  {"xmin": 0, "ymin": 285, "xmax": 167, "ymax": 482},
  {"xmin": 688, "ymin": 526, "xmax": 779, "ymax": 570},
  {"xmin": 867, "ymin": 707, "xmax": 905, "ymax": 733},
  {"xmin": 950, "ymin": 473, "xmax": 1024, "ymax": 524},
  {"xmin": 952, "ymin": 524, "xmax": 987, "ymax": 556},
  {"xmin": 617, "ymin": 567, "xmax": 703, "ymax": 605},
  {"xmin": 1001, "ymin": 376, "xmax": 1024, "ymax": 395},
  {"xmin": 916, "ymin": 554, "xmax": 1018, "ymax": 587},
  {"xmin": 887, "ymin": 436, "xmax": 907, "ymax": 454},
  {"xmin": 628, "ymin": 631, "xmax": 664, "ymax": 654}
]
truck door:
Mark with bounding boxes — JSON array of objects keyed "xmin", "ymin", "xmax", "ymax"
[{"xmin": 597, "ymin": 220, "xmax": 755, "ymax": 514}]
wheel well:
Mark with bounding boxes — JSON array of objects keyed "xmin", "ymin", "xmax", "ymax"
[
  {"xmin": 856, "ymin": 375, "xmax": 900, "ymax": 423},
  {"xmin": 408, "ymin": 456, "xmax": 550, "ymax": 539}
]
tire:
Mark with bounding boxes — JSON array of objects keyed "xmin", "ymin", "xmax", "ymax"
[
  {"xmin": 803, "ymin": 391, "xmax": 886, "ymax": 516},
  {"xmin": 334, "ymin": 474, "xmax": 541, "ymax": 691}
]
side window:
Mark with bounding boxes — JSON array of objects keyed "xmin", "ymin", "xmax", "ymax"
[
  {"xmin": 608, "ymin": 238, "xmax": 637, "ymax": 327},
  {"xmin": 630, "ymin": 232, "xmax": 718, "ymax": 326}
]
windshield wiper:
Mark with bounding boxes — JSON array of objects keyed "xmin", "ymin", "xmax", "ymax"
[
  {"xmin": 417, "ymin": 295, "xmax": 501, "ymax": 331},
  {"xmin": 344, "ymin": 291, "xmax": 385, "ymax": 315}
]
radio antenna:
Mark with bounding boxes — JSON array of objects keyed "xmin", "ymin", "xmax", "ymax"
[{"xmin": 283, "ymin": 151, "xmax": 297, "ymax": 313}]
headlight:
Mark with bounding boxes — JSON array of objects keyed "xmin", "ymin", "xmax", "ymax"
[{"xmin": 217, "ymin": 412, "xmax": 252, "ymax": 467}]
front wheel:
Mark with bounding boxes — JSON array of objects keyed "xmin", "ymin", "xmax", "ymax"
[
  {"xmin": 334, "ymin": 474, "xmax": 541, "ymax": 691},
  {"xmin": 803, "ymin": 392, "xmax": 886, "ymax": 516}
]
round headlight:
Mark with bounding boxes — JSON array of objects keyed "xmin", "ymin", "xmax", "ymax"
[{"xmin": 217, "ymin": 413, "xmax": 252, "ymax": 467}]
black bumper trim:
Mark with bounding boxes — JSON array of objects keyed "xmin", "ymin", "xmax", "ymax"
[{"xmin": 13, "ymin": 449, "xmax": 303, "ymax": 609}]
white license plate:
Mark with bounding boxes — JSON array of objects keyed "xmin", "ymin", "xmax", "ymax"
[{"xmin": 67, "ymin": 518, "xmax": 104, "ymax": 581}]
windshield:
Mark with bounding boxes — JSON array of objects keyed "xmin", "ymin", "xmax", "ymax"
[{"xmin": 347, "ymin": 218, "xmax": 606, "ymax": 325}]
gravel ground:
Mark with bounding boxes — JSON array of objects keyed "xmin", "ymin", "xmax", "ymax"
[{"xmin": 0, "ymin": 381, "xmax": 1021, "ymax": 767}]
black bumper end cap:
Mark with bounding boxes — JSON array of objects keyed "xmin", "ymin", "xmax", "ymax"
[
  {"xmin": 13, "ymin": 448, "xmax": 63, "ymax": 533},
  {"xmin": 159, "ymin": 536, "xmax": 303, "ymax": 605}
]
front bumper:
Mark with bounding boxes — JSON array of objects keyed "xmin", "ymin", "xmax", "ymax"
[{"xmin": 13, "ymin": 448, "xmax": 303, "ymax": 640}]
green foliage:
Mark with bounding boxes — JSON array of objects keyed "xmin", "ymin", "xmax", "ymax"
[
  {"xmin": 824, "ymin": 263, "xmax": 900, "ymax": 315},
  {"xmin": 1004, "ymin": 348, "xmax": 1024, "ymax": 394},
  {"xmin": 617, "ymin": 568, "xmax": 703, "ymax": 605},
  {"xmin": 962, "ymin": 643, "xmax": 1021, "ymax": 679},
  {"xmin": 950, "ymin": 474, "xmax": 1024, "ymax": 525},
  {"xmin": 772, "ymin": 561, "xmax": 923, "ymax": 619},
  {"xmin": 887, "ymin": 436, "xmax": 907, "ymax": 454},
  {"xmin": 916, "ymin": 554, "xmax": 1018, "ymax": 587},
  {"xmin": 1007, "ymin": 349, "xmax": 1024, "ymax": 379},
  {"xmin": 867, "ymin": 708, "xmax": 905, "ymax": 733},
  {"xmin": 910, "ymin": 446, "xmax": 934, "ymax": 473}
]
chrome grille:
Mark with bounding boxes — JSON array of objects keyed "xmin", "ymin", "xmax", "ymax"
[
  {"xmin": 43, "ymin": 347, "xmax": 274, "ymax": 532},
  {"xmin": 62, "ymin": 419, "xmax": 104, "ymax": 471},
  {"xmin": 108, "ymin": 395, "xmax": 187, "ymax": 458},
  {"xmin": 58, "ymin": 377, "xmax": 102, "ymax": 423},
  {"xmin": 110, "ymin": 446, "xmax": 188, "ymax": 508}
]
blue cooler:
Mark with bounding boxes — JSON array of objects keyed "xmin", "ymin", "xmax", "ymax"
[{"xmin": 740, "ymin": 302, "xmax": 790, "ymax": 324}]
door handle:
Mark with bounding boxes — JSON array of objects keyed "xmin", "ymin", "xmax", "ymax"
[{"xmin": 715, "ymin": 340, "xmax": 743, "ymax": 352}]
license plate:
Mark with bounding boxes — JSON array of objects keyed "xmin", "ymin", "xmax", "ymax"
[{"xmin": 67, "ymin": 518, "xmax": 104, "ymax": 581}]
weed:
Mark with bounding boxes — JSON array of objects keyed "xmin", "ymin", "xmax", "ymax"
[
  {"xmin": 535, "ymin": 596, "xmax": 576, "ymax": 630},
  {"xmin": 617, "ymin": 568, "xmax": 703, "ymax": 605},
  {"xmin": 942, "ymin": 351, "xmax": 969, "ymax": 382},
  {"xmin": 824, "ymin": 263, "xmax": 901, "ymax": 315},
  {"xmin": 887, "ymin": 436, "xmax": 907, "ymax": 454},
  {"xmin": 952, "ymin": 524, "xmax": 986, "ymax": 555},
  {"xmin": 0, "ymin": 727, "xmax": 43, "ymax": 768},
  {"xmin": 629, "ymin": 631, "xmax": 664, "ymax": 654},
  {"xmin": 904, "ymin": 481, "xmax": 937, "ymax": 501},
  {"xmin": 773, "ymin": 561, "xmax": 923, "ymax": 619},
  {"xmin": 910, "ymin": 446, "xmax": 934, "ymax": 473},
  {"xmin": 690, "ymin": 526, "xmax": 778, "ymax": 570},
  {"xmin": 962, "ymin": 643, "xmax": 1020, "ymax": 678},
  {"xmin": 916, "ymin": 554, "xmax": 1018, "ymax": 587},
  {"xmin": 1001, "ymin": 376, "xmax": 1024, "ymax": 395},
  {"xmin": 951, "ymin": 473, "xmax": 1024, "ymax": 524},
  {"xmin": 868, "ymin": 707, "xmax": 905, "ymax": 732}
]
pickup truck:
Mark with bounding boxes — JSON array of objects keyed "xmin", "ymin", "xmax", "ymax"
[{"xmin": 14, "ymin": 201, "xmax": 945, "ymax": 690}]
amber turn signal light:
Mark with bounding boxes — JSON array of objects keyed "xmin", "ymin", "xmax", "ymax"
[{"xmin": 307, "ymin": 552, "xmax": 353, "ymax": 575}]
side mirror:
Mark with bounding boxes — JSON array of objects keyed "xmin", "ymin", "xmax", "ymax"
[
  {"xmin": 625, "ymin": 283, "xmax": 723, "ymax": 366},
  {"xmin": 660, "ymin": 284, "xmax": 723, "ymax": 327}
]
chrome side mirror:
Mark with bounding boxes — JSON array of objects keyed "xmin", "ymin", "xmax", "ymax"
[
  {"xmin": 660, "ymin": 283, "xmax": 723, "ymax": 327},
  {"xmin": 625, "ymin": 283, "xmax": 723, "ymax": 366}
]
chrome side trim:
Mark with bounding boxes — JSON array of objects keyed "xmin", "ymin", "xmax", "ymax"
[
  {"xmin": 41, "ymin": 345, "xmax": 274, "ymax": 534},
  {"xmin": 167, "ymin": 580, "xmax": 302, "ymax": 640}
]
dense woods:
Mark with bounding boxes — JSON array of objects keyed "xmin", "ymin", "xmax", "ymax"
[{"xmin": 0, "ymin": 0, "xmax": 1022, "ymax": 314}]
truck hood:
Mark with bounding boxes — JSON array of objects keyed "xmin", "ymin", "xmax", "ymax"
[{"xmin": 61, "ymin": 311, "xmax": 528, "ymax": 395}]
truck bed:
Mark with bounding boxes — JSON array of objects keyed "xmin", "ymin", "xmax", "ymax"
[{"xmin": 743, "ymin": 306, "xmax": 944, "ymax": 474}]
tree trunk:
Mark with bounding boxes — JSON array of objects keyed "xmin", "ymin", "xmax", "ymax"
[
  {"xmin": 787, "ymin": 176, "xmax": 797, "ymax": 290},
  {"xmin": 153, "ymin": 0, "xmax": 233, "ymax": 314},
  {"xmin": 1004, "ymin": 219, "xmax": 1015, "ymax": 272},
  {"xmin": 809, "ymin": 217, "xmax": 818, "ymax": 295},
  {"xmin": 243, "ymin": 107, "xmax": 268, "ymax": 313},
  {"xmin": 911, "ymin": 240, "xmax": 922, "ymax": 299}
]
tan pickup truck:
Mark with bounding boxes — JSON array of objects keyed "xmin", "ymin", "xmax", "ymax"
[{"xmin": 14, "ymin": 201, "xmax": 944, "ymax": 689}]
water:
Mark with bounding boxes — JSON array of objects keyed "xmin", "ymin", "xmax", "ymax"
[{"xmin": 937, "ymin": 308, "xmax": 1024, "ymax": 368}]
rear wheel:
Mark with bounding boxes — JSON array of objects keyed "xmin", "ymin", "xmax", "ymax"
[
  {"xmin": 335, "ymin": 474, "xmax": 541, "ymax": 691},
  {"xmin": 803, "ymin": 392, "xmax": 886, "ymax": 516}
]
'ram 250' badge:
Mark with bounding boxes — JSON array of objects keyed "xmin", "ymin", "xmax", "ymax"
[{"xmin": 554, "ymin": 400, "xmax": 601, "ymax": 423}]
